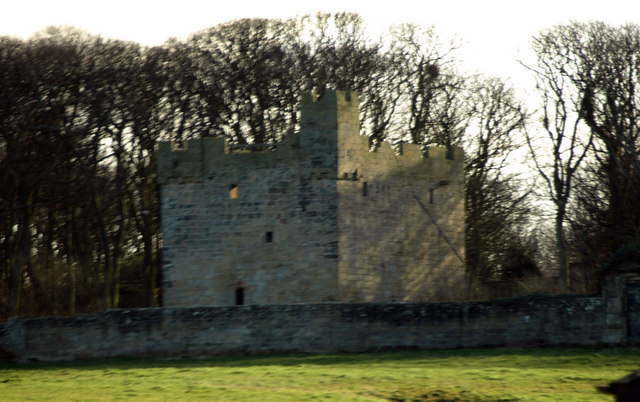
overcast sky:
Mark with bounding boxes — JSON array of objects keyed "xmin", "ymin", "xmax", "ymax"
[{"xmin": 1, "ymin": 0, "xmax": 637, "ymax": 88}]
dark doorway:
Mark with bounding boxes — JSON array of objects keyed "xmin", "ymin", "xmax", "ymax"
[{"xmin": 235, "ymin": 287, "xmax": 244, "ymax": 305}]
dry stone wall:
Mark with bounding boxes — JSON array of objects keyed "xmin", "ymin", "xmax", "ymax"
[
  {"xmin": 2, "ymin": 275, "xmax": 637, "ymax": 362},
  {"xmin": 0, "ymin": 299, "xmax": 609, "ymax": 361},
  {"xmin": 624, "ymin": 275, "xmax": 640, "ymax": 344}
]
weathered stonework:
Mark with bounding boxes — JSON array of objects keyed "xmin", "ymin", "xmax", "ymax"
[
  {"xmin": 157, "ymin": 91, "xmax": 465, "ymax": 307},
  {"xmin": 2, "ymin": 275, "xmax": 638, "ymax": 362},
  {"xmin": 0, "ymin": 294, "xmax": 629, "ymax": 362}
]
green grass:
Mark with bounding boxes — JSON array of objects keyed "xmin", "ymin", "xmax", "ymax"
[{"xmin": 1, "ymin": 348, "xmax": 637, "ymax": 401}]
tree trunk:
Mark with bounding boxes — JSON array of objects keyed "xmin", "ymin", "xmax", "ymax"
[
  {"xmin": 8, "ymin": 190, "xmax": 34, "ymax": 317},
  {"xmin": 556, "ymin": 208, "xmax": 569, "ymax": 293}
]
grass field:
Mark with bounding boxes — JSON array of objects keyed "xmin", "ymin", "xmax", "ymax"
[{"xmin": 1, "ymin": 348, "xmax": 637, "ymax": 401}]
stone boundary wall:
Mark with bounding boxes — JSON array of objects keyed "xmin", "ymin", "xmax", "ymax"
[{"xmin": 2, "ymin": 277, "xmax": 639, "ymax": 362}]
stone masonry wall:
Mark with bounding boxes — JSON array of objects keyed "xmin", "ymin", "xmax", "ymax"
[
  {"xmin": 3, "ymin": 275, "xmax": 638, "ymax": 362},
  {"xmin": 158, "ymin": 93, "xmax": 344, "ymax": 306},
  {"xmin": 336, "ymin": 93, "xmax": 465, "ymax": 302},
  {"xmin": 0, "ymin": 295, "xmax": 626, "ymax": 362},
  {"xmin": 157, "ymin": 90, "xmax": 464, "ymax": 307},
  {"xmin": 625, "ymin": 275, "xmax": 640, "ymax": 343}
]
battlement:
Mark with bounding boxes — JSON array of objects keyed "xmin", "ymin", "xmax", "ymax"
[
  {"xmin": 156, "ymin": 135, "xmax": 302, "ymax": 184},
  {"xmin": 157, "ymin": 90, "xmax": 462, "ymax": 184}
]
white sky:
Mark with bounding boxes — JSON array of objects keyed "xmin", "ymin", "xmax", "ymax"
[{"xmin": 1, "ymin": 0, "xmax": 637, "ymax": 89}]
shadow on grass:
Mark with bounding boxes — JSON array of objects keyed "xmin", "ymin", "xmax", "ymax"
[{"xmin": 2, "ymin": 347, "xmax": 639, "ymax": 371}]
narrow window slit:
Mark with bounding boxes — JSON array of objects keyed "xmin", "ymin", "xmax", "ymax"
[
  {"xmin": 362, "ymin": 182, "xmax": 368, "ymax": 196},
  {"xmin": 266, "ymin": 231, "xmax": 273, "ymax": 243}
]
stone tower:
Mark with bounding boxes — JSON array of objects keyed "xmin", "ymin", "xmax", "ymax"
[{"xmin": 157, "ymin": 90, "xmax": 465, "ymax": 306}]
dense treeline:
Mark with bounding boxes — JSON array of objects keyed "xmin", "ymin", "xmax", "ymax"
[
  {"xmin": 0, "ymin": 27, "xmax": 164, "ymax": 319},
  {"xmin": 1, "ymin": 14, "xmax": 637, "ymax": 320}
]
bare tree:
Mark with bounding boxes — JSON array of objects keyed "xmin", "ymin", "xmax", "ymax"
[
  {"xmin": 463, "ymin": 77, "xmax": 535, "ymax": 293},
  {"xmin": 525, "ymin": 21, "xmax": 640, "ymax": 291},
  {"xmin": 383, "ymin": 24, "xmax": 463, "ymax": 147}
]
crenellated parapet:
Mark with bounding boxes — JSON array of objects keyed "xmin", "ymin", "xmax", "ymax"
[
  {"xmin": 157, "ymin": 90, "xmax": 463, "ymax": 185},
  {"xmin": 157, "ymin": 133, "xmax": 303, "ymax": 184},
  {"xmin": 368, "ymin": 141, "xmax": 463, "ymax": 161},
  {"xmin": 157, "ymin": 137, "xmax": 224, "ymax": 184}
]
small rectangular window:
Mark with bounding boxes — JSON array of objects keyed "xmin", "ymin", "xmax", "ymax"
[
  {"xmin": 446, "ymin": 147, "xmax": 455, "ymax": 160},
  {"xmin": 265, "ymin": 231, "xmax": 273, "ymax": 243},
  {"xmin": 229, "ymin": 184, "xmax": 238, "ymax": 199},
  {"xmin": 362, "ymin": 182, "xmax": 368, "ymax": 196},
  {"xmin": 235, "ymin": 287, "xmax": 244, "ymax": 305}
]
